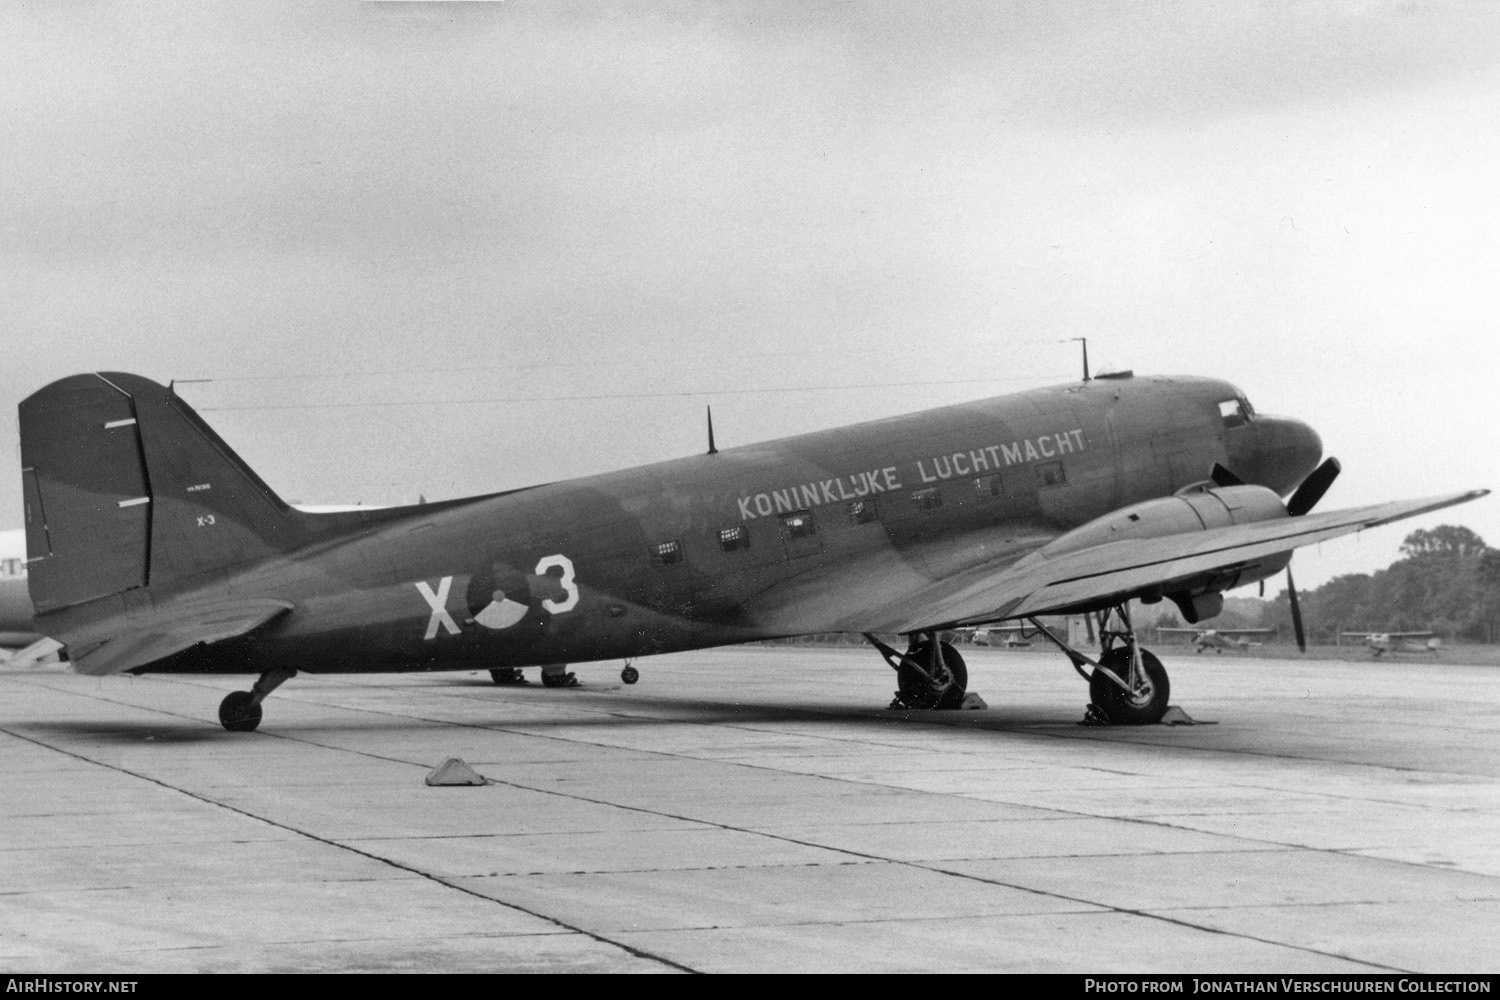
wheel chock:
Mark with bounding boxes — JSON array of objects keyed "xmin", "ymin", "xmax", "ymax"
[
  {"xmin": 425, "ymin": 758, "xmax": 488, "ymax": 786},
  {"xmin": 1159, "ymin": 706, "xmax": 1215, "ymax": 726},
  {"xmin": 1079, "ymin": 704, "xmax": 1111, "ymax": 726},
  {"xmin": 959, "ymin": 692, "xmax": 987, "ymax": 710}
]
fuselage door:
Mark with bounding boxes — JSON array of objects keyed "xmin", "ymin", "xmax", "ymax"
[{"xmin": 779, "ymin": 510, "xmax": 823, "ymax": 561}]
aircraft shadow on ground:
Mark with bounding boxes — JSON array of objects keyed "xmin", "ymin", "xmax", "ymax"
[
  {"xmin": 10, "ymin": 676, "xmax": 1176, "ymax": 744},
  {"xmin": 13, "ymin": 719, "xmax": 229, "ymax": 745},
  {"xmin": 405, "ymin": 675, "xmax": 1102, "ymax": 734}
]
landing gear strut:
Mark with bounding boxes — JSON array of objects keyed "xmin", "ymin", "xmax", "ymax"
[
  {"xmin": 218, "ymin": 668, "xmax": 297, "ymax": 732},
  {"xmin": 864, "ymin": 632, "xmax": 968, "ymax": 710},
  {"xmin": 540, "ymin": 663, "xmax": 579, "ymax": 688},
  {"xmin": 1026, "ymin": 603, "xmax": 1170, "ymax": 725}
]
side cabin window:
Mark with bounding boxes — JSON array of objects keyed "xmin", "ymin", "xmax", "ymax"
[
  {"xmin": 974, "ymin": 474, "xmax": 1002, "ymax": 498},
  {"xmin": 846, "ymin": 499, "xmax": 879, "ymax": 525},
  {"xmin": 650, "ymin": 540, "xmax": 682, "ymax": 566},
  {"xmin": 719, "ymin": 526, "xmax": 750, "ymax": 552},
  {"xmin": 780, "ymin": 511, "xmax": 817, "ymax": 540},
  {"xmin": 1219, "ymin": 397, "xmax": 1254, "ymax": 429},
  {"xmin": 910, "ymin": 487, "xmax": 942, "ymax": 511},
  {"xmin": 1036, "ymin": 461, "xmax": 1065, "ymax": 488}
]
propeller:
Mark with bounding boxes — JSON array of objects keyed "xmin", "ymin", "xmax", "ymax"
[
  {"xmin": 1286, "ymin": 564, "xmax": 1306, "ymax": 652},
  {"xmin": 1281, "ymin": 458, "xmax": 1340, "ymax": 651},
  {"xmin": 1210, "ymin": 463, "xmax": 1245, "ymax": 488},
  {"xmin": 1213, "ymin": 457, "xmax": 1342, "ymax": 651},
  {"xmin": 1287, "ymin": 458, "xmax": 1341, "ymax": 517}
]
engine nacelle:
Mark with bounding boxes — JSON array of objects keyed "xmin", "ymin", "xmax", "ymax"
[
  {"xmin": 1034, "ymin": 485, "xmax": 1288, "ymax": 559},
  {"xmin": 1026, "ymin": 485, "xmax": 1292, "ymax": 621}
]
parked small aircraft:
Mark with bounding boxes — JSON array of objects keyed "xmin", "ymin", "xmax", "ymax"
[
  {"xmin": 1158, "ymin": 627, "xmax": 1274, "ymax": 653},
  {"xmin": 15, "ymin": 371, "xmax": 1486, "ymax": 731},
  {"xmin": 1342, "ymin": 631, "xmax": 1442, "ymax": 657},
  {"xmin": 966, "ymin": 626, "xmax": 1038, "ymax": 650},
  {"xmin": 964, "ymin": 624, "xmax": 1033, "ymax": 648}
]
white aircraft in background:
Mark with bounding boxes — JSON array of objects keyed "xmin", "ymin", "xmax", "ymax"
[
  {"xmin": 964, "ymin": 624, "xmax": 1033, "ymax": 648},
  {"xmin": 1158, "ymin": 627, "xmax": 1275, "ymax": 653},
  {"xmin": 1342, "ymin": 631, "xmax": 1442, "ymax": 657},
  {"xmin": 0, "ymin": 528, "xmax": 62, "ymax": 666}
]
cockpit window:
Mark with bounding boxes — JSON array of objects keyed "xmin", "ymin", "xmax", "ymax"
[{"xmin": 1219, "ymin": 397, "xmax": 1254, "ymax": 428}]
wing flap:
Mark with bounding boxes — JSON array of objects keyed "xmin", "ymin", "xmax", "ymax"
[
  {"xmin": 886, "ymin": 489, "xmax": 1487, "ymax": 632},
  {"xmin": 67, "ymin": 599, "xmax": 294, "ymax": 676}
]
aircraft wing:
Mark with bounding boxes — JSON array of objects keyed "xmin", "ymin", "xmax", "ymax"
[
  {"xmin": 61, "ymin": 599, "xmax": 295, "ymax": 677},
  {"xmin": 884, "ymin": 489, "xmax": 1486, "ymax": 633}
]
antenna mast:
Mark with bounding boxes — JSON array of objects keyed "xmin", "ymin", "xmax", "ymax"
[{"xmin": 1068, "ymin": 337, "xmax": 1090, "ymax": 382}]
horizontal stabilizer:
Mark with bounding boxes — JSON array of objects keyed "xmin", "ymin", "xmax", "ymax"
[
  {"xmin": 68, "ymin": 599, "xmax": 294, "ymax": 676},
  {"xmin": 4, "ymin": 636, "xmax": 65, "ymax": 668}
]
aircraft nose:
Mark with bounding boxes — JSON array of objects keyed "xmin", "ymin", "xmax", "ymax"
[{"xmin": 1253, "ymin": 415, "xmax": 1323, "ymax": 495}]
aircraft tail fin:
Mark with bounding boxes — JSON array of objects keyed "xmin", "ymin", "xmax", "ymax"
[{"xmin": 20, "ymin": 373, "xmax": 304, "ymax": 614}]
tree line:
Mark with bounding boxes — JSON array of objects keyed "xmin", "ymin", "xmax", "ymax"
[{"xmin": 1261, "ymin": 525, "xmax": 1500, "ymax": 644}]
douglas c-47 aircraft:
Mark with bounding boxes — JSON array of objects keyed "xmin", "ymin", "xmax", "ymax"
[{"xmin": 15, "ymin": 371, "xmax": 1487, "ymax": 731}]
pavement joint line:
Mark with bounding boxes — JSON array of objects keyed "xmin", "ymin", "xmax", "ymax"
[
  {"xmin": 14, "ymin": 688, "xmax": 1284, "ymax": 958},
  {"xmin": 7, "ymin": 682, "xmax": 1496, "ymax": 889},
  {"xmin": 258, "ymin": 714, "xmax": 1416, "ymax": 970},
  {"xmin": 1142, "ymin": 895, "xmax": 1500, "ymax": 913},
  {"xmin": 904, "ymin": 859, "xmax": 1405, "ymax": 973},
  {"xmin": 15, "ymin": 676, "xmax": 1495, "ymax": 886},
  {"xmin": 8, "ymin": 670, "xmax": 1497, "ymax": 969},
  {"xmin": 291, "ymin": 676, "xmax": 1492, "ymax": 778},
  {"xmin": 0, "ymin": 723, "xmax": 701, "ymax": 974},
  {"xmin": 468, "ymin": 859, "xmax": 881, "ymax": 878},
  {"xmin": 10, "ymin": 669, "xmax": 1490, "ymax": 782},
  {"xmin": 142, "ymin": 929, "xmax": 580, "ymax": 952}
]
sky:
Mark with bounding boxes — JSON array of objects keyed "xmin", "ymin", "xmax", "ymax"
[{"xmin": 3, "ymin": 1, "xmax": 1498, "ymax": 594}]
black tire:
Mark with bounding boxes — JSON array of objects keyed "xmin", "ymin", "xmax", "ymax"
[
  {"xmin": 489, "ymin": 668, "xmax": 528, "ymax": 685},
  {"xmin": 541, "ymin": 668, "xmax": 577, "ymax": 688},
  {"xmin": 896, "ymin": 641, "xmax": 968, "ymax": 710},
  {"xmin": 621, "ymin": 665, "xmax": 639, "ymax": 685},
  {"xmin": 219, "ymin": 691, "xmax": 262, "ymax": 733},
  {"xmin": 1089, "ymin": 647, "xmax": 1170, "ymax": 725}
]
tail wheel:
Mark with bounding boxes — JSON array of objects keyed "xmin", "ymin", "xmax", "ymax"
[
  {"xmin": 897, "ymin": 641, "xmax": 968, "ymax": 710},
  {"xmin": 1089, "ymin": 648, "xmax": 1170, "ymax": 725},
  {"xmin": 218, "ymin": 691, "xmax": 262, "ymax": 733}
]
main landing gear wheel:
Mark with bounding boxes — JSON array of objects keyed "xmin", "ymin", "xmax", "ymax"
[
  {"xmin": 489, "ymin": 668, "xmax": 528, "ymax": 685},
  {"xmin": 621, "ymin": 664, "xmax": 639, "ymax": 684},
  {"xmin": 897, "ymin": 641, "xmax": 968, "ymax": 710},
  {"xmin": 218, "ymin": 691, "xmax": 263, "ymax": 733},
  {"xmin": 1089, "ymin": 647, "xmax": 1170, "ymax": 725}
]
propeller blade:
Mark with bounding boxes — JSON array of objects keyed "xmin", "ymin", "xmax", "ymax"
[
  {"xmin": 1287, "ymin": 457, "xmax": 1341, "ymax": 517},
  {"xmin": 1287, "ymin": 566, "xmax": 1306, "ymax": 652},
  {"xmin": 1211, "ymin": 463, "xmax": 1245, "ymax": 488}
]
